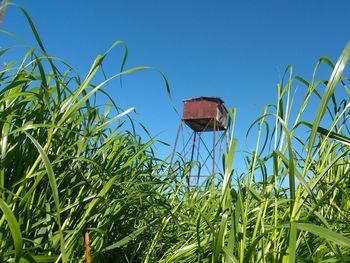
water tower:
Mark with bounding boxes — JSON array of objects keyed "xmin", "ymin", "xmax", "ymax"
[{"xmin": 170, "ymin": 97, "xmax": 229, "ymax": 186}]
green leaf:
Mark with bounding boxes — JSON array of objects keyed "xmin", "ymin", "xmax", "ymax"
[
  {"xmin": 306, "ymin": 41, "xmax": 350, "ymax": 173},
  {"xmin": 213, "ymin": 211, "xmax": 229, "ymax": 262},
  {"xmin": 295, "ymin": 222, "xmax": 350, "ymax": 248},
  {"xmin": 24, "ymin": 133, "xmax": 66, "ymax": 263},
  {"xmin": 0, "ymin": 198, "xmax": 23, "ymax": 263},
  {"xmin": 102, "ymin": 224, "xmax": 148, "ymax": 252}
]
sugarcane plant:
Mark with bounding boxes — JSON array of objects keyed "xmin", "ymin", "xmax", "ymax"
[{"xmin": 0, "ymin": 4, "xmax": 350, "ymax": 263}]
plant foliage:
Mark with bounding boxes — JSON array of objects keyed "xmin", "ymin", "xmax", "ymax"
[{"xmin": 0, "ymin": 5, "xmax": 350, "ymax": 263}]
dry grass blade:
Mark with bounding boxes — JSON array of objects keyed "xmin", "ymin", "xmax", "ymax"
[{"xmin": 0, "ymin": 0, "xmax": 7, "ymax": 27}]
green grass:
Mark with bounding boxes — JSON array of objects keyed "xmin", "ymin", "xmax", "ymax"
[{"xmin": 0, "ymin": 5, "xmax": 350, "ymax": 262}]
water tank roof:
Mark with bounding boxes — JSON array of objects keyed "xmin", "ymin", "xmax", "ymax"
[{"xmin": 183, "ymin": 96, "xmax": 224, "ymax": 104}]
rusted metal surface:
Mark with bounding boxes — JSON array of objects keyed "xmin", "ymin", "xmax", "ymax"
[{"xmin": 182, "ymin": 97, "xmax": 228, "ymax": 131}]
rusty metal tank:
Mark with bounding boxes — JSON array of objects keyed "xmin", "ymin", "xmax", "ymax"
[{"xmin": 182, "ymin": 97, "xmax": 228, "ymax": 131}]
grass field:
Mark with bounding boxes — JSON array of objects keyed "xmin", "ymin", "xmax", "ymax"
[{"xmin": 0, "ymin": 6, "xmax": 350, "ymax": 263}]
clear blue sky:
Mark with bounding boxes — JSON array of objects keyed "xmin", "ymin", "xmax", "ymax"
[{"xmin": 2, "ymin": 1, "xmax": 350, "ymax": 166}]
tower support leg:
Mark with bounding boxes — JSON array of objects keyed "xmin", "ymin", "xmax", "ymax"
[{"xmin": 212, "ymin": 119, "xmax": 216, "ymax": 176}]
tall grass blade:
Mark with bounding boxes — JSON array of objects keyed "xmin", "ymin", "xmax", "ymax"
[
  {"xmin": 0, "ymin": 198, "xmax": 23, "ymax": 263},
  {"xmin": 24, "ymin": 132, "xmax": 66, "ymax": 263}
]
